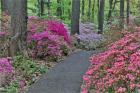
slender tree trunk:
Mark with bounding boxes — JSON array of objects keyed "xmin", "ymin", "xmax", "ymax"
[
  {"xmin": 68, "ymin": 1, "xmax": 71, "ymax": 20},
  {"xmin": 126, "ymin": 0, "xmax": 130, "ymax": 25},
  {"xmin": 112, "ymin": 0, "xmax": 117, "ymax": 12},
  {"xmin": 120, "ymin": 0, "xmax": 124, "ymax": 28},
  {"xmin": 37, "ymin": 0, "xmax": 41, "ymax": 17},
  {"xmin": 82, "ymin": 0, "xmax": 85, "ymax": 16},
  {"xmin": 107, "ymin": 0, "xmax": 113, "ymax": 22},
  {"xmin": 47, "ymin": 0, "xmax": 51, "ymax": 16},
  {"xmin": 88, "ymin": 0, "xmax": 92, "ymax": 20},
  {"xmin": 71, "ymin": 0, "xmax": 80, "ymax": 35},
  {"xmin": 40, "ymin": 0, "xmax": 44, "ymax": 16},
  {"xmin": 56, "ymin": 0, "xmax": 62, "ymax": 18},
  {"xmin": 10, "ymin": 0, "xmax": 28, "ymax": 56},
  {"xmin": 62, "ymin": 1, "xmax": 65, "ymax": 17},
  {"xmin": 37, "ymin": 0, "xmax": 44, "ymax": 17},
  {"xmin": 98, "ymin": 0, "xmax": 105, "ymax": 34},
  {"xmin": 97, "ymin": 0, "xmax": 100, "ymax": 25},
  {"xmin": 92, "ymin": 0, "xmax": 96, "ymax": 22}
]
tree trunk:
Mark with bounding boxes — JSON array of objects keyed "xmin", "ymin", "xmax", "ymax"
[
  {"xmin": 47, "ymin": 0, "xmax": 51, "ymax": 17},
  {"xmin": 40, "ymin": 0, "xmax": 44, "ymax": 16},
  {"xmin": 68, "ymin": 1, "xmax": 71, "ymax": 19},
  {"xmin": 1, "ymin": 0, "xmax": 12, "ymax": 32},
  {"xmin": 10, "ymin": 0, "xmax": 28, "ymax": 57},
  {"xmin": 1, "ymin": 0, "xmax": 12, "ymax": 15},
  {"xmin": 37, "ymin": 0, "xmax": 44, "ymax": 17},
  {"xmin": 97, "ymin": 0, "xmax": 100, "ymax": 25},
  {"xmin": 88, "ymin": 0, "xmax": 91, "ymax": 20},
  {"xmin": 120, "ymin": 0, "xmax": 124, "ymax": 28},
  {"xmin": 71, "ymin": 0, "xmax": 80, "ymax": 35},
  {"xmin": 81, "ymin": 0, "xmax": 85, "ymax": 16},
  {"xmin": 56, "ymin": 0, "xmax": 62, "ymax": 18},
  {"xmin": 37, "ymin": 0, "xmax": 41, "ymax": 17},
  {"xmin": 112, "ymin": 0, "xmax": 119, "ymax": 12},
  {"xmin": 98, "ymin": 0, "xmax": 105, "ymax": 34},
  {"xmin": 126, "ymin": 0, "xmax": 130, "ymax": 25},
  {"xmin": 92, "ymin": 0, "xmax": 96, "ymax": 22},
  {"xmin": 107, "ymin": 0, "xmax": 113, "ymax": 22}
]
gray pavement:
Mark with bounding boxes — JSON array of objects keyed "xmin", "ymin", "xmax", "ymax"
[{"xmin": 28, "ymin": 51, "xmax": 95, "ymax": 93}]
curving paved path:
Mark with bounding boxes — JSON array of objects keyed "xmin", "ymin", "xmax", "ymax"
[{"xmin": 28, "ymin": 51, "xmax": 96, "ymax": 93}]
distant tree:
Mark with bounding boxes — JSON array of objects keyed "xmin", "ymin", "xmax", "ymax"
[
  {"xmin": 126, "ymin": 0, "xmax": 130, "ymax": 25},
  {"xmin": 56, "ymin": 0, "xmax": 62, "ymax": 18},
  {"xmin": 40, "ymin": 0, "xmax": 45, "ymax": 16},
  {"xmin": 97, "ymin": 0, "xmax": 100, "ymax": 24},
  {"xmin": 98, "ymin": 0, "xmax": 105, "ymax": 34},
  {"xmin": 37, "ymin": 0, "xmax": 44, "ymax": 17},
  {"xmin": 68, "ymin": 1, "xmax": 71, "ymax": 19},
  {"xmin": 82, "ymin": 0, "xmax": 85, "ymax": 16},
  {"xmin": 88, "ymin": 0, "xmax": 92, "ymax": 20},
  {"xmin": 92, "ymin": 0, "xmax": 96, "ymax": 22},
  {"xmin": 47, "ymin": 0, "xmax": 51, "ymax": 16},
  {"xmin": 112, "ymin": 0, "xmax": 119, "ymax": 12},
  {"xmin": 120, "ymin": 0, "xmax": 124, "ymax": 28},
  {"xmin": 10, "ymin": 0, "xmax": 28, "ymax": 56},
  {"xmin": 61, "ymin": 1, "xmax": 65, "ymax": 17},
  {"xmin": 107, "ymin": 0, "xmax": 113, "ymax": 22},
  {"xmin": 71, "ymin": 0, "xmax": 80, "ymax": 35}
]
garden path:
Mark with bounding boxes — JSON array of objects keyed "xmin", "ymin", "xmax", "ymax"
[{"xmin": 28, "ymin": 51, "xmax": 96, "ymax": 93}]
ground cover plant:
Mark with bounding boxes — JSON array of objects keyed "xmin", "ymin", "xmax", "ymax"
[
  {"xmin": 0, "ymin": 55, "xmax": 47, "ymax": 93},
  {"xmin": 81, "ymin": 27, "xmax": 140, "ymax": 93}
]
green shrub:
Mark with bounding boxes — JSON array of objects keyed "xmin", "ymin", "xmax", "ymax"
[
  {"xmin": 14, "ymin": 55, "xmax": 47, "ymax": 75},
  {"xmin": 3, "ymin": 81, "xmax": 19, "ymax": 93}
]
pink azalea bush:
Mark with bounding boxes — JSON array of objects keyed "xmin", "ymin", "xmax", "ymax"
[
  {"xmin": 81, "ymin": 27, "xmax": 140, "ymax": 93},
  {"xmin": 0, "ymin": 58, "xmax": 13, "ymax": 73},
  {"xmin": 0, "ymin": 57, "xmax": 14, "ymax": 86},
  {"xmin": 27, "ymin": 17, "xmax": 71, "ymax": 60}
]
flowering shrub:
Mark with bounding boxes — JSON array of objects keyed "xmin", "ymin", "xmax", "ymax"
[
  {"xmin": 81, "ymin": 27, "xmax": 140, "ymax": 93},
  {"xmin": 47, "ymin": 21, "xmax": 70, "ymax": 43},
  {"xmin": 0, "ymin": 15, "xmax": 71, "ymax": 59},
  {"xmin": 0, "ymin": 58, "xmax": 13, "ymax": 74},
  {"xmin": 0, "ymin": 55, "xmax": 48, "ymax": 93},
  {"xmin": 0, "ymin": 57, "xmax": 14, "ymax": 87},
  {"xmin": 74, "ymin": 23, "xmax": 104, "ymax": 50},
  {"xmin": 27, "ymin": 17, "xmax": 70, "ymax": 60}
]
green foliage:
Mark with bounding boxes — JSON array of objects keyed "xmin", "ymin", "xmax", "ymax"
[
  {"xmin": 108, "ymin": 87, "xmax": 114, "ymax": 93},
  {"xmin": 13, "ymin": 55, "xmax": 37, "ymax": 76},
  {"xmin": 27, "ymin": 0, "xmax": 139, "ymax": 27},
  {"xmin": 1, "ymin": 55, "xmax": 48, "ymax": 93},
  {"xmin": 0, "ymin": 81, "xmax": 19, "ymax": 93},
  {"xmin": 0, "ymin": 55, "xmax": 48, "ymax": 93},
  {"xmin": 13, "ymin": 55, "xmax": 47, "ymax": 77}
]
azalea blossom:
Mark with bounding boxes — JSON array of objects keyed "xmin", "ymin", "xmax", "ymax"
[{"xmin": 81, "ymin": 28, "xmax": 140, "ymax": 93}]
